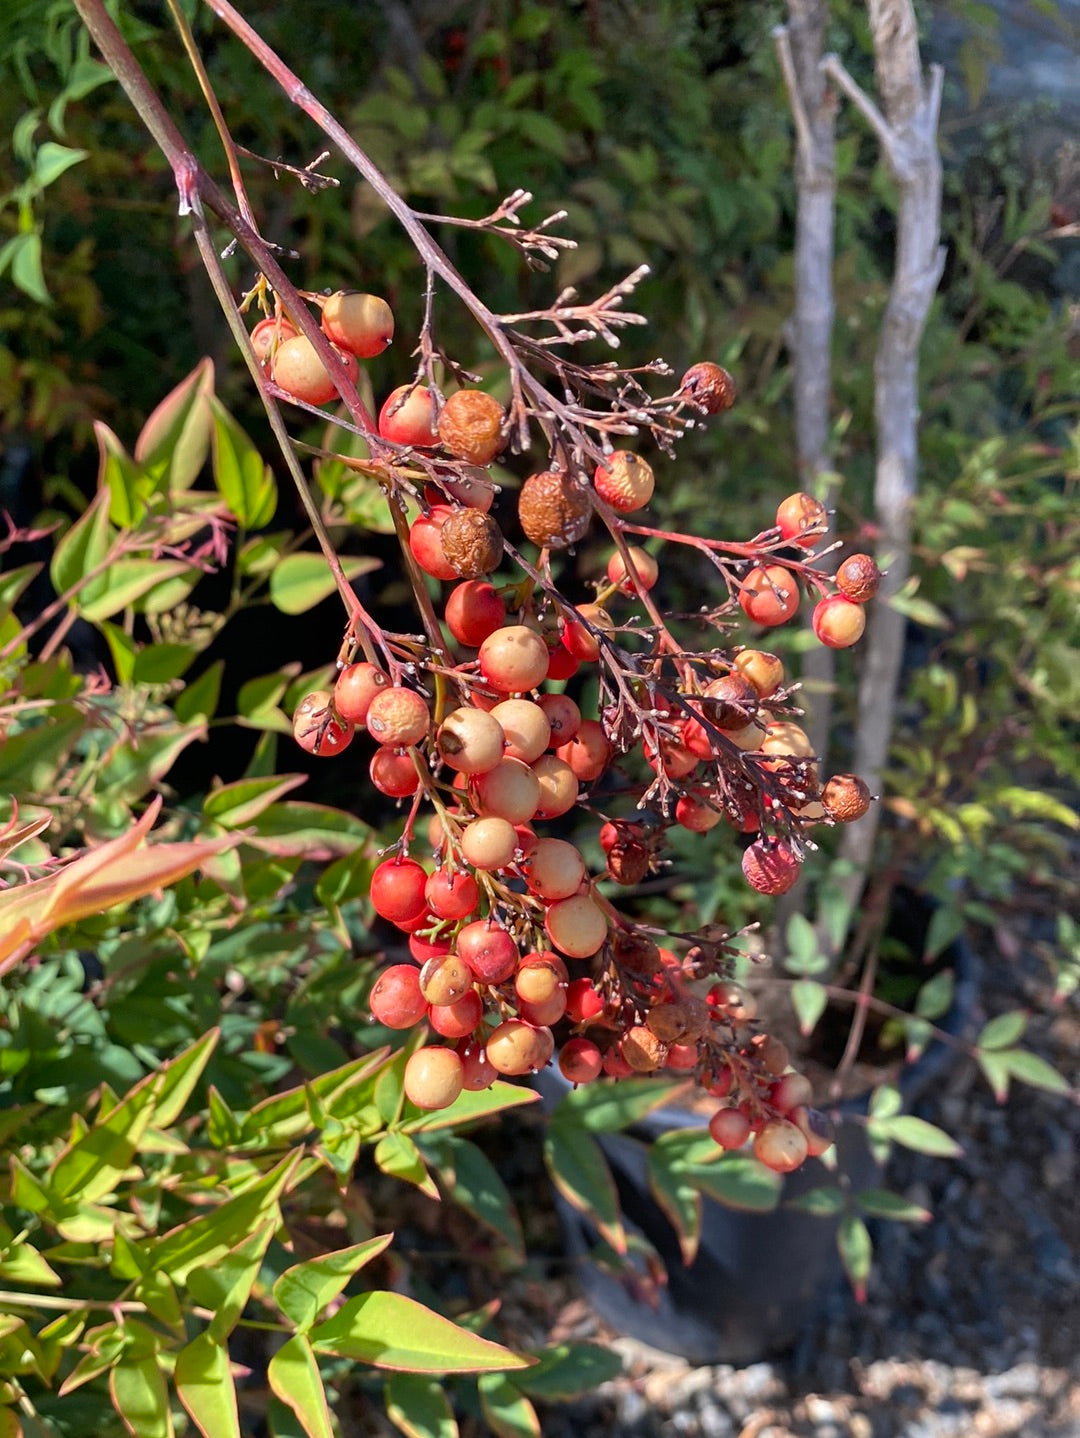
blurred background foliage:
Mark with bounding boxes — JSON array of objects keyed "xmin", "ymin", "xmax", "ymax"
[{"xmin": 1, "ymin": 0, "xmax": 1077, "ymax": 965}]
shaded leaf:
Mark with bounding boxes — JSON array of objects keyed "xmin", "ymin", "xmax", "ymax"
[
  {"xmin": 175, "ymin": 1333, "xmax": 240, "ymax": 1438},
  {"xmin": 867, "ymin": 1115, "xmax": 962, "ymax": 1159},
  {"xmin": 403, "ymin": 1080, "xmax": 538, "ymax": 1133},
  {"xmin": 478, "ymin": 1373, "xmax": 540, "ymax": 1438},
  {"xmin": 210, "ymin": 396, "xmax": 276, "ymax": 529},
  {"xmin": 267, "ymin": 1335, "xmax": 334, "ymax": 1438},
  {"xmin": 855, "ymin": 1188, "xmax": 932, "ymax": 1223},
  {"xmin": 790, "ymin": 978, "xmax": 828, "ymax": 1036},
  {"xmin": 384, "ymin": 1373, "xmax": 458, "ymax": 1438},
  {"xmin": 785, "ymin": 1184, "xmax": 845, "ymax": 1217},
  {"xmin": 977, "ymin": 1010, "xmax": 1027, "ymax": 1051},
  {"xmin": 552, "ymin": 1077, "xmax": 689, "ymax": 1132},
  {"xmin": 513, "ymin": 1343, "xmax": 623, "ymax": 1401},
  {"xmin": 427, "ymin": 1136, "xmax": 524, "ymax": 1259},
  {"xmin": 202, "ymin": 775, "xmax": 307, "ymax": 828},
  {"xmin": 837, "ymin": 1214, "xmax": 873, "ymax": 1301},
  {"xmin": 543, "ymin": 1121, "xmax": 624, "ymax": 1254},
  {"xmin": 685, "ymin": 1152, "xmax": 782, "ymax": 1213}
]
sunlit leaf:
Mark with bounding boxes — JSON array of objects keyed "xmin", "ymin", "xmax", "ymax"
[
  {"xmin": 175, "ymin": 1332, "xmax": 240, "ymax": 1438},
  {"xmin": 311, "ymin": 1292, "xmax": 532, "ymax": 1372}
]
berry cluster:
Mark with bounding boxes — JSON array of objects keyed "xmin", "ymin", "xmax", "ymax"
[{"xmin": 270, "ymin": 287, "xmax": 881, "ymax": 1175}]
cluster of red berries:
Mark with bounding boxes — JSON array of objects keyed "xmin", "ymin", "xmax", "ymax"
[{"xmin": 271, "ymin": 293, "xmax": 881, "ymax": 1174}]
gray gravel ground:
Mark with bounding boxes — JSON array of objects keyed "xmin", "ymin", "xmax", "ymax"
[{"xmin": 528, "ymin": 926, "xmax": 1079, "ymax": 1438}]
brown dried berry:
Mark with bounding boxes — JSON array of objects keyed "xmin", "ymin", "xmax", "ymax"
[
  {"xmin": 620, "ymin": 1025, "xmax": 668, "ymax": 1072},
  {"xmin": 605, "ymin": 840, "xmax": 651, "ymax": 886},
  {"xmin": 741, "ymin": 837, "xmax": 801, "ymax": 895},
  {"xmin": 677, "ymin": 362, "xmax": 737, "ymax": 414},
  {"xmin": 612, "ymin": 929, "xmax": 661, "ymax": 976},
  {"xmin": 646, "ymin": 995, "xmax": 711, "ymax": 1044},
  {"xmin": 821, "ymin": 773, "xmax": 873, "ymax": 822},
  {"xmin": 835, "ymin": 553, "xmax": 882, "ymax": 603},
  {"xmin": 439, "ymin": 509, "xmax": 504, "ymax": 579},
  {"xmin": 702, "ymin": 674, "xmax": 760, "ymax": 729},
  {"xmin": 518, "ymin": 470, "xmax": 592, "ymax": 549},
  {"xmin": 438, "ymin": 389, "xmax": 506, "ymax": 466}
]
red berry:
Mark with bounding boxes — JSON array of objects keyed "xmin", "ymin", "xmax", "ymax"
[
  {"xmin": 366, "ymin": 686, "xmax": 430, "ymax": 747},
  {"xmin": 445, "ymin": 581, "xmax": 507, "ymax": 647},
  {"xmin": 404, "ymin": 1047, "xmax": 464, "ymax": 1110},
  {"xmin": 753, "ymin": 1118, "xmax": 809, "ymax": 1173},
  {"xmin": 479, "ymin": 625, "xmax": 550, "ymax": 693},
  {"xmin": 369, "ymin": 964, "xmax": 428, "ymax": 1028},
  {"xmin": 739, "ymin": 565, "xmax": 800, "ymax": 626},
  {"xmin": 565, "ymin": 977, "xmax": 606, "ymax": 1024},
  {"xmin": 428, "ymin": 988, "xmax": 484, "ymax": 1039},
  {"xmin": 409, "ymin": 506, "xmax": 458, "ymax": 581},
  {"xmin": 321, "ymin": 291, "xmax": 394, "ymax": 358},
  {"xmin": 334, "ymin": 662, "xmax": 390, "ymax": 725},
  {"xmin": 812, "ymin": 595, "xmax": 867, "ymax": 648},
  {"xmin": 776, "ymin": 492, "xmax": 827, "ymax": 548},
  {"xmin": 559, "ymin": 1037, "xmax": 603, "ymax": 1085},
  {"xmin": 379, "ymin": 384, "xmax": 439, "ymax": 446},
  {"xmin": 250, "ymin": 315, "xmax": 298, "ymax": 365},
  {"xmin": 273, "ymin": 335, "xmax": 358, "ymax": 406},
  {"xmin": 370, "ymin": 746, "xmax": 420, "ymax": 798},
  {"xmin": 456, "ymin": 920, "xmax": 519, "ymax": 984},
  {"xmin": 425, "ymin": 867, "xmax": 480, "ymax": 920},
  {"xmin": 370, "ymin": 858, "xmax": 428, "ymax": 924},
  {"xmin": 709, "ymin": 1107, "xmax": 752, "ymax": 1150},
  {"xmin": 593, "ymin": 451, "xmax": 655, "ymax": 513},
  {"xmin": 293, "ymin": 691, "xmax": 354, "ymax": 757}
]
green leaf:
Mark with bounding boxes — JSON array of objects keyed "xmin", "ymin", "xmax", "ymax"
[
  {"xmin": 187, "ymin": 1221, "xmax": 276, "ymax": 1342},
  {"xmin": 996, "ymin": 1048, "xmax": 1072, "ymax": 1098},
  {"xmin": 148, "ymin": 1153, "xmax": 299, "ymax": 1283},
  {"xmin": 512, "ymin": 1343, "xmax": 623, "ymax": 1401},
  {"xmin": 49, "ymin": 1069, "xmax": 162, "ymax": 1203},
  {"xmin": 552, "ymin": 1077, "xmax": 688, "ymax": 1132},
  {"xmin": 210, "ymin": 396, "xmax": 276, "ymax": 529},
  {"xmin": 242, "ymin": 801, "xmax": 370, "ymax": 861},
  {"xmin": 267, "ymin": 1335, "xmax": 334, "ymax": 1438},
  {"xmin": 478, "ymin": 1373, "xmax": 540, "ymax": 1438},
  {"xmin": 273, "ymin": 1235, "xmax": 393, "ymax": 1332},
  {"xmin": 135, "ymin": 359, "xmax": 214, "ymax": 493},
  {"xmin": 202, "ymin": 775, "xmax": 307, "ymax": 828},
  {"xmin": 153, "ymin": 1029, "xmax": 218, "ymax": 1128},
  {"xmin": 94, "ymin": 420, "xmax": 145, "ymax": 526},
  {"xmin": 375, "ymin": 1132, "xmax": 438, "ymax": 1198},
  {"xmin": 79, "ymin": 559, "xmax": 193, "ymax": 622},
  {"xmin": 175, "ymin": 1332, "xmax": 240, "ymax": 1438},
  {"xmin": 977, "ymin": 1010, "xmax": 1027, "ymax": 1051},
  {"xmin": 0, "ymin": 562, "xmax": 43, "ymax": 623},
  {"xmin": 175, "ymin": 661, "xmax": 224, "ymax": 723},
  {"xmin": 110, "ymin": 1354, "xmax": 174, "ymax": 1438},
  {"xmin": 790, "ymin": 978, "xmax": 828, "ymax": 1035},
  {"xmin": 403, "ymin": 1080, "xmax": 538, "ymax": 1133},
  {"xmin": 311, "ymin": 1292, "xmax": 532, "ymax": 1373},
  {"xmin": 543, "ymin": 1121, "xmax": 624, "ymax": 1253},
  {"xmin": 855, "ymin": 1187, "xmax": 932, "ymax": 1223},
  {"xmin": 685, "ymin": 1152, "xmax": 782, "ymax": 1213},
  {"xmin": 837, "ymin": 1214, "xmax": 872, "ymax": 1300},
  {"xmin": 646, "ymin": 1148, "xmax": 701, "ymax": 1264},
  {"xmin": 914, "ymin": 968, "xmax": 954, "ymax": 1020},
  {"xmin": 785, "ymin": 1184, "xmax": 845, "ymax": 1217},
  {"xmin": 6, "ymin": 233, "xmax": 50, "ymax": 304},
  {"xmin": 50, "ymin": 492, "xmax": 113, "ymax": 600},
  {"xmin": 426, "ymin": 1137, "xmax": 524, "ymax": 1259},
  {"xmin": 384, "ymin": 1373, "xmax": 459, "ymax": 1438},
  {"xmin": 868, "ymin": 1115, "xmax": 963, "ymax": 1159},
  {"xmin": 34, "ymin": 141, "xmax": 88, "ymax": 188},
  {"xmin": 241, "ymin": 1050, "xmax": 390, "ymax": 1144},
  {"xmin": 0, "ymin": 1239, "xmax": 62, "ymax": 1288},
  {"xmin": 269, "ymin": 552, "xmax": 380, "ymax": 615}
]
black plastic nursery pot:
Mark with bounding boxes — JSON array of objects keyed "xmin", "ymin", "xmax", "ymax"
[{"xmin": 536, "ymin": 902, "xmax": 979, "ymax": 1366}]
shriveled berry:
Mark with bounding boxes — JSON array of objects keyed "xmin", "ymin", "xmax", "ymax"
[
  {"xmin": 741, "ymin": 838, "xmax": 801, "ymax": 896},
  {"xmin": 437, "ymin": 389, "xmax": 506, "ymax": 465},
  {"xmin": 518, "ymin": 469, "xmax": 592, "ymax": 549},
  {"xmin": 409, "ymin": 506, "xmax": 458, "ymax": 581},
  {"xmin": 439, "ymin": 508, "xmax": 504, "ymax": 579},
  {"xmin": 821, "ymin": 773, "xmax": 872, "ymax": 822},
  {"xmin": 677, "ymin": 361, "xmax": 737, "ymax": 413},
  {"xmin": 836, "ymin": 552, "xmax": 882, "ymax": 602},
  {"xmin": 620, "ymin": 1025, "xmax": 668, "ymax": 1072}
]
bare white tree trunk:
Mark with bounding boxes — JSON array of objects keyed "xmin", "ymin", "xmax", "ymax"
[
  {"xmin": 775, "ymin": 1, "xmax": 838, "ymax": 764},
  {"xmin": 821, "ymin": 0, "xmax": 946, "ymax": 939}
]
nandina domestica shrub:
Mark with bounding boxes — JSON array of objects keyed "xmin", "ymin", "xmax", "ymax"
[{"xmin": 12, "ymin": 3, "xmax": 1073, "ymax": 1433}]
